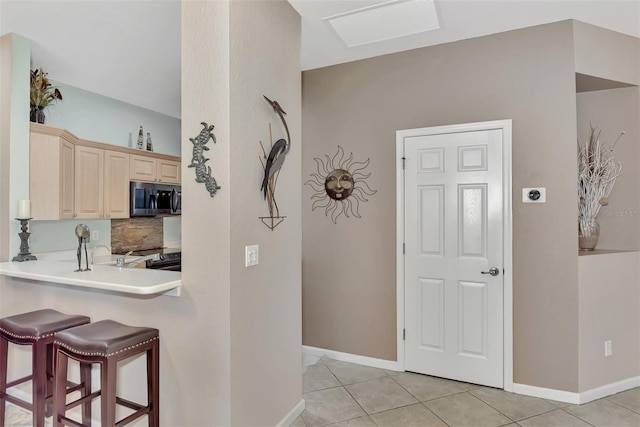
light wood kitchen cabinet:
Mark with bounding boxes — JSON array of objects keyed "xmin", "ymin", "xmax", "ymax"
[
  {"xmin": 130, "ymin": 154, "xmax": 181, "ymax": 184},
  {"xmin": 75, "ymin": 146, "xmax": 130, "ymax": 219},
  {"xmin": 103, "ymin": 151, "xmax": 130, "ymax": 218},
  {"xmin": 157, "ymin": 159, "xmax": 181, "ymax": 184},
  {"xmin": 29, "ymin": 128, "xmax": 75, "ymax": 220},
  {"xmin": 29, "ymin": 124, "xmax": 180, "ymax": 220},
  {"xmin": 74, "ymin": 146, "xmax": 104, "ymax": 219}
]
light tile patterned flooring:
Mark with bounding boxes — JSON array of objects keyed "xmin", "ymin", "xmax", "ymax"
[
  {"xmin": 4, "ymin": 356, "xmax": 640, "ymax": 426},
  {"xmin": 294, "ymin": 356, "xmax": 640, "ymax": 427}
]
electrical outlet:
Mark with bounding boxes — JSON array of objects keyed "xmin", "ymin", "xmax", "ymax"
[
  {"xmin": 604, "ymin": 340, "xmax": 612, "ymax": 357},
  {"xmin": 245, "ymin": 245, "xmax": 259, "ymax": 267},
  {"xmin": 92, "ymin": 230, "xmax": 100, "ymax": 241}
]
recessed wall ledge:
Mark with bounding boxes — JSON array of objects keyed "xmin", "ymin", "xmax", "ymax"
[{"xmin": 578, "ymin": 249, "xmax": 640, "ymax": 256}]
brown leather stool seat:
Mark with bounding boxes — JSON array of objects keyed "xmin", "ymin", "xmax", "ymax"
[
  {"xmin": 0, "ymin": 309, "xmax": 90, "ymax": 427},
  {"xmin": 53, "ymin": 320, "xmax": 159, "ymax": 427}
]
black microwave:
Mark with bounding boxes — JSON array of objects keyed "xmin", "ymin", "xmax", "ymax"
[{"xmin": 130, "ymin": 181, "xmax": 181, "ymax": 217}]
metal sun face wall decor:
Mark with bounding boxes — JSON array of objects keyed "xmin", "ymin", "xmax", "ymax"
[
  {"xmin": 305, "ymin": 146, "xmax": 377, "ymax": 224},
  {"xmin": 188, "ymin": 122, "xmax": 221, "ymax": 197},
  {"xmin": 259, "ymin": 95, "xmax": 290, "ymax": 230}
]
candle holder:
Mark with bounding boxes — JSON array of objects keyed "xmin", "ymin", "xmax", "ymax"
[{"xmin": 12, "ymin": 218, "xmax": 37, "ymax": 262}]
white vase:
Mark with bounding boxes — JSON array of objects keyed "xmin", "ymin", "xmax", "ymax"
[{"xmin": 579, "ymin": 219, "xmax": 600, "ymax": 251}]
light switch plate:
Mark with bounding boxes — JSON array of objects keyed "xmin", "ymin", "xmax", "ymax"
[
  {"xmin": 523, "ymin": 187, "xmax": 546, "ymax": 203},
  {"xmin": 245, "ymin": 245, "xmax": 259, "ymax": 267}
]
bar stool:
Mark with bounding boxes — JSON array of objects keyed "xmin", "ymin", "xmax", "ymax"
[
  {"xmin": 53, "ymin": 320, "xmax": 159, "ymax": 427},
  {"xmin": 0, "ymin": 309, "xmax": 91, "ymax": 427}
]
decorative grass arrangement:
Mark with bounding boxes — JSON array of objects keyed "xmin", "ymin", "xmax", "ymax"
[
  {"xmin": 30, "ymin": 68, "xmax": 62, "ymax": 107},
  {"xmin": 577, "ymin": 124, "xmax": 624, "ymax": 242}
]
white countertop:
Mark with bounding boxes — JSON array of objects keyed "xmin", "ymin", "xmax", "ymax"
[{"xmin": 0, "ymin": 260, "xmax": 181, "ymax": 296}]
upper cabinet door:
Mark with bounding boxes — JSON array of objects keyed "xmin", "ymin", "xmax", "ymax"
[
  {"xmin": 29, "ymin": 130, "xmax": 75, "ymax": 220},
  {"xmin": 130, "ymin": 154, "xmax": 158, "ymax": 182},
  {"xmin": 157, "ymin": 159, "xmax": 180, "ymax": 184},
  {"xmin": 104, "ymin": 150, "xmax": 130, "ymax": 219},
  {"xmin": 74, "ymin": 145, "xmax": 104, "ymax": 219},
  {"xmin": 59, "ymin": 141, "xmax": 75, "ymax": 218}
]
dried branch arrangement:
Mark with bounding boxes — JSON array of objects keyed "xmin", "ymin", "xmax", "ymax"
[{"xmin": 577, "ymin": 124, "xmax": 624, "ymax": 238}]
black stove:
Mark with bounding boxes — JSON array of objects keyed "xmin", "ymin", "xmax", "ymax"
[
  {"xmin": 117, "ymin": 248, "xmax": 181, "ymax": 271},
  {"xmin": 146, "ymin": 251, "xmax": 181, "ymax": 271}
]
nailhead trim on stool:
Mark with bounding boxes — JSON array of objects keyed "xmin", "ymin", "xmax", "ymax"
[
  {"xmin": 53, "ymin": 320, "xmax": 160, "ymax": 427},
  {"xmin": 0, "ymin": 309, "xmax": 90, "ymax": 427}
]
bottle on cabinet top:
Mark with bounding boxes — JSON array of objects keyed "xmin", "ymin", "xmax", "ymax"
[
  {"xmin": 136, "ymin": 125, "xmax": 144, "ymax": 150},
  {"xmin": 146, "ymin": 132, "xmax": 153, "ymax": 152}
]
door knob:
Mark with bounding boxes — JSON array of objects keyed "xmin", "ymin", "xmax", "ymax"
[{"xmin": 481, "ymin": 267, "xmax": 500, "ymax": 276}]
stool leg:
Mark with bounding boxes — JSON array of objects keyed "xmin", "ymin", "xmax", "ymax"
[
  {"xmin": 147, "ymin": 340, "xmax": 159, "ymax": 427},
  {"xmin": 80, "ymin": 362, "xmax": 92, "ymax": 425},
  {"xmin": 0, "ymin": 336, "xmax": 8, "ymax": 427},
  {"xmin": 53, "ymin": 349, "xmax": 69, "ymax": 427},
  {"xmin": 32, "ymin": 341, "xmax": 47, "ymax": 427},
  {"xmin": 101, "ymin": 358, "xmax": 117, "ymax": 426}
]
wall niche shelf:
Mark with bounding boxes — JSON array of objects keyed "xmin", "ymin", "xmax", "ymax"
[{"xmin": 578, "ymin": 249, "xmax": 640, "ymax": 256}]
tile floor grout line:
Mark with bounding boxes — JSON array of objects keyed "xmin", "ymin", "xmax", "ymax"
[
  {"xmin": 341, "ymin": 383, "xmax": 371, "ymax": 417},
  {"xmin": 465, "ymin": 390, "xmax": 518, "ymax": 423},
  {"xmin": 420, "ymin": 387, "xmax": 479, "ymax": 403},
  {"xmin": 417, "ymin": 401, "xmax": 454, "ymax": 427},
  {"xmin": 512, "ymin": 408, "xmax": 555, "ymax": 425},
  {"xmin": 303, "ymin": 384, "xmax": 344, "ymax": 394},
  {"xmin": 384, "ymin": 371, "xmax": 459, "ymax": 425},
  {"xmin": 604, "ymin": 395, "xmax": 640, "ymax": 416},
  {"xmin": 386, "ymin": 371, "xmax": 423, "ymax": 402},
  {"xmin": 339, "ymin": 376, "xmax": 431, "ymax": 419},
  {"xmin": 558, "ymin": 407, "xmax": 598, "ymax": 427},
  {"xmin": 499, "ymin": 406, "xmax": 561, "ymax": 425}
]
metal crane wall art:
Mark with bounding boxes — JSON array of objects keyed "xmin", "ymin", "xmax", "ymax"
[
  {"xmin": 259, "ymin": 95, "xmax": 290, "ymax": 230},
  {"xmin": 188, "ymin": 121, "xmax": 221, "ymax": 197}
]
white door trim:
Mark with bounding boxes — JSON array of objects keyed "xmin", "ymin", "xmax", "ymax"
[{"xmin": 396, "ymin": 119, "xmax": 513, "ymax": 392}]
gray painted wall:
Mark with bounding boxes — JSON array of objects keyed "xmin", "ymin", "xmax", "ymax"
[{"xmin": 302, "ymin": 21, "xmax": 583, "ymax": 392}]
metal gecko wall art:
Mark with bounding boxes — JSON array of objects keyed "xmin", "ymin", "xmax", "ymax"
[
  {"xmin": 305, "ymin": 146, "xmax": 377, "ymax": 224},
  {"xmin": 188, "ymin": 122, "xmax": 221, "ymax": 197},
  {"xmin": 259, "ymin": 95, "xmax": 290, "ymax": 230}
]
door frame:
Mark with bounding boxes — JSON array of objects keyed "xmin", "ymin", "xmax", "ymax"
[{"xmin": 396, "ymin": 119, "xmax": 514, "ymax": 392}]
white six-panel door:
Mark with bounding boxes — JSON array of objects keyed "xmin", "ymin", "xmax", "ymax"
[{"xmin": 402, "ymin": 124, "xmax": 505, "ymax": 388}]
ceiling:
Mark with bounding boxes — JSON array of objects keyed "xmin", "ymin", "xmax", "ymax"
[{"xmin": 0, "ymin": 1, "xmax": 638, "ymax": 119}]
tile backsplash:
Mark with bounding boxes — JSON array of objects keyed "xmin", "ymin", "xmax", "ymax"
[{"xmin": 111, "ymin": 217, "xmax": 163, "ymax": 254}]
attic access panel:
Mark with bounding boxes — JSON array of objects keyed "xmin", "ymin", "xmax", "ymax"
[{"xmin": 323, "ymin": 0, "xmax": 440, "ymax": 48}]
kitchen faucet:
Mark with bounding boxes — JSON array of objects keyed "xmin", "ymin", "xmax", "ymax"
[
  {"xmin": 125, "ymin": 253, "xmax": 161, "ymax": 268},
  {"xmin": 116, "ymin": 251, "xmax": 133, "ymax": 268},
  {"xmin": 90, "ymin": 245, "xmax": 112, "ymax": 270}
]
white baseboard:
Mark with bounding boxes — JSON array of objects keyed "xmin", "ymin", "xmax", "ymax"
[
  {"xmin": 302, "ymin": 346, "xmax": 637, "ymax": 405},
  {"xmin": 513, "ymin": 383, "xmax": 580, "ymax": 404},
  {"xmin": 579, "ymin": 376, "xmax": 640, "ymax": 404},
  {"xmin": 302, "ymin": 345, "xmax": 401, "ymax": 371},
  {"xmin": 513, "ymin": 375, "xmax": 640, "ymax": 404},
  {"xmin": 275, "ymin": 399, "xmax": 305, "ymax": 427}
]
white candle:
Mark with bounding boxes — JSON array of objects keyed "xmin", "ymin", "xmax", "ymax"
[{"xmin": 17, "ymin": 200, "xmax": 30, "ymax": 219}]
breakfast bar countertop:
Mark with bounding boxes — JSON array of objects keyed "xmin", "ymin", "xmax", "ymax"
[{"xmin": 0, "ymin": 260, "xmax": 181, "ymax": 296}]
